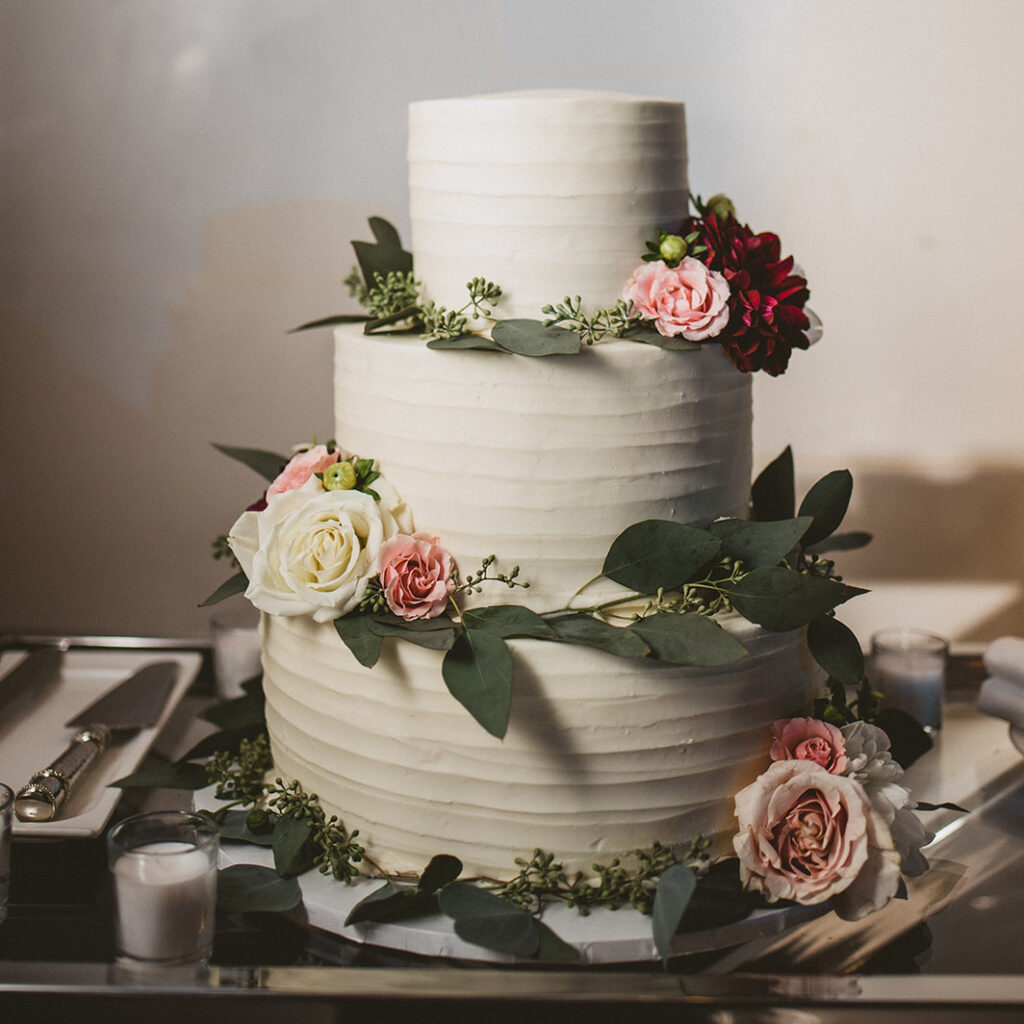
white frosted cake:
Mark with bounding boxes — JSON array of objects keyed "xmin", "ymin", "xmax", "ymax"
[{"xmin": 252, "ymin": 91, "xmax": 826, "ymax": 877}]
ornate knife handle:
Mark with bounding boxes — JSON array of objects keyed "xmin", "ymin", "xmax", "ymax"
[{"xmin": 14, "ymin": 723, "xmax": 111, "ymax": 822}]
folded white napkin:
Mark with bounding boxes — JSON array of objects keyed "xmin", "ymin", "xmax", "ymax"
[{"xmin": 978, "ymin": 636, "xmax": 1024, "ymax": 730}]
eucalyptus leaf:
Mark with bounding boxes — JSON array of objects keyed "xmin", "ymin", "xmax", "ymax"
[
  {"xmin": 352, "ymin": 216, "xmax": 413, "ymax": 287},
  {"xmin": 201, "ymin": 692, "xmax": 265, "ymax": 730},
  {"xmin": 209, "ymin": 809, "xmax": 276, "ymax": 847},
  {"xmin": 334, "ymin": 614, "xmax": 383, "ymax": 667},
  {"xmin": 548, "ymin": 614, "xmax": 650, "ymax": 658},
  {"xmin": 491, "ymin": 319, "xmax": 581, "ymax": 356},
  {"xmin": 806, "ymin": 530, "xmax": 873, "ymax": 554},
  {"xmin": 288, "ymin": 313, "xmax": 371, "ymax": 333},
  {"xmin": 439, "ymin": 882, "xmax": 540, "ymax": 958},
  {"xmin": 603, "ymin": 520, "xmax": 721, "ymax": 593},
  {"xmin": 345, "ymin": 882, "xmax": 440, "ymax": 926},
  {"xmin": 111, "ymin": 759, "xmax": 210, "ymax": 790},
  {"xmin": 426, "ymin": 334, "xmax": 503, "ymax": 351},
  {"xmin": 272, "ymin": 815, "xmax": 317, "ymax": 877},
  {"xmin": 200, "ymin": 571, "xmax": 248, "ymax": 607},
  {"xmin": 418, "ymin": 853, "xmax": 463, "ymax": 894},
  {"xmin": 709, "ymin": 517, "xmax": 813, "ymax": 568},
  {"xmin": 629, "ymin": 613, "xmax": 746, "ymax": 666},
  {"xmin": 534, "ymin": 921, "xmax": 581, "ymax": 962},
  {"xmin": 751, "ymin": 446, "xmax": 794, "ymax": 521},
  {"xmin": 363, "ymin": 305, "xmax": 421, "ymax": 334},
  {"xmin": 212, "ymin": 443, "xmax": 288, "ymax": 481},
  {"xmin": 367, "ymin": 613, "xmax": 456, "ymax": 651},
  {"xmin": 240, "ymin": 673, "xmax": 264, "ymax": 699},
  {"xmin": 217, "ymin": 864, "xmax": 302, "ymax": 914},
  {"xmin": 623, "ymin": 324, "xmax": 701, "ymax": 350},
  {"xmin": 182, "ymin": 722, "xmax": 266, "ymax": 760},
  {"xmin": 873, "ymin": 708, "xmax": 933, "ymax": 769},
  {"xmin": 798, "ymin": 469, "xmax": 853, "ymax": 548},
  {"xmin": 726, "ymin": 566, "xmax": 867, "ymax": 632},
  {"xmin": 652, "ymin": 863, "xmax": 698, "ymax": 962},
  {"xmin": 441, "ymin": 629, "xmax": 513, "ymax": 738},
  {"xmin": 807, "ymin": 615, "xmax": 865, "ymax": 685},
  {"xmin": 461, "ymin": 605, "xmax": 556, "ymax": 640}
]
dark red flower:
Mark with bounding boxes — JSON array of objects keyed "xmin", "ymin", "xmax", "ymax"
[{"xmin": 686, "ymin": 212, "xmax": 811, "ymax": 375}]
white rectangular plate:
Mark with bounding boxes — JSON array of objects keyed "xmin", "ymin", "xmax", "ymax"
[{"xmin": 0, "ymin": 647, "xmax": 201, "ymax": 838}]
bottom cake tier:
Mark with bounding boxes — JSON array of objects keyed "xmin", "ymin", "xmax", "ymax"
[{"xmin": 260, "ymin": 612, "xmax": 824, "ymax": 878}]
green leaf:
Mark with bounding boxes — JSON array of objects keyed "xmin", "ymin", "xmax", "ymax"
[
  {"xmin": 363, "ymin": 305, "xmax": 421, "ymax": 334},
  {"xmin": 207, "ymin": 809, "xmax": 276, "ymax": 847},
  {"xmin": 240, "ymin": 673, "xmax": 264, "ymax": 699},
  {"xmin": 491, "ymin": 319, "xmax": 582, "ymax": 356},
  {"xmin": 182, "ymin": 722, "xmax": 266, "ymax": 760},
  {"xmin": 334, "ymin": 613, "xmax": 383, "ymax": 667},
  {"xmin": 751, "ymin": 446, "xmax": 794, "ymax": 521},
  {"xmin": 345, "ymin": 882, "xmax": 440, "ymax": 926},
  {"xmin": 426, "ymin": 334, "xmax": 503, "ymax": 352},
  {"xmin": 652, "ymin": 863, "xmax": 698, "ymax": 962},
  {"xmin": 367, "ymin": 613, "xmax": 456, "ymax": 651},
  {"xmin": 534, "ymin": 920, "xmax": 581, "ymax": 962},
  {"xmin": 709, "ymin": 517, "xmax": 813, "ymax": 568},
  {"xmin": 111, "ymin": 759, "xmax": 210, "ymax": 790},
  {"xmin": 200, "ymin": 571, "xmax": 248, "ymax": 607},
  {"xmin": 288, "ymin": 313, "xmax": 371, "ymax": 333},
  {"xmin": 201, "ymin": 692, "xmax": 265, "ymax": 730},
  {"xmin": 272, "ymin": 815, "xmax": 317, "ymax": 877},
  {"xmin": 603, "ymin": 520, "xmax": 721, "ymax": 593},
  {"xmin": 217, "ymin": 864, "xmax": 302, "ymax": 914},
  {"xmin": 439, "ymin": 882, "xmax": 539, "ymax": 957},
  {"xmin": 418, "ymin": 853, "xmax": 463, "ymax": 894},
  {"xmin": 441, "ymin": 629, "xmax": 513, "ymax": 738},
  {"xmin": 461, "ymin": 605, "xmax": 556, "ymax": 640},
  {"xmin": 629, "ymin": 613, "xmax": 746, "ymax": 666},
  {"xmin": 623, "ymin": 324, "xmax": 701, "ymax": 350},
  {"xmin": 873, "ymin": 708, "xmax": 934, "ymax": 769},
  {"xmin": 212, "ymin": 443, "xmax": 288, "ymax": 481},
  {"xmin": 352, "ymin": 216, "xmax": 413, "ymax": 287},
  {"xmin": 807, "ymin": 615, "xmax": 865, "ymax": 685},
  {"xmin": 806, "ymin": 530, "xmax": 873, "ymax": 554},
  {"xmin": 798, "ymin": 469, "xmax": 853, "ymax": 548},
  {"xmin": 548, "ymin": 613, "xmax": 651, "ymax": 658},
  {"xmin": 726, "ymin": 566, "xmax": 867, "ymax": 632}
]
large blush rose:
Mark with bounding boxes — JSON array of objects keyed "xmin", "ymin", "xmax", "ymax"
[
  {"xmin": 622, "ymin": 257, "xmax": 730, "ymax": 340},
  {"xmin": 379, "ymin": 532, "xmax": 455, "ymax": 620},
  {"xmin": 228, "ymin": 475, "xmax": 412, "ymax": 622},
  {"xmin": 734, "ymin": 760, "xmax": 901, "ymax": 920},
  {"xmin": 266, "ymin": 445, "xmax": 344, "ymax": 498},
  {"xmin": 770, "ymin": 717, "xmax": 848, "ymax": 774}
]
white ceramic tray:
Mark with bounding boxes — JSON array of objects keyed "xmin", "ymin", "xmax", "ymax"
[{"xmin": 1, "ymin": 647, "xmax": 201, "ymax": 838}]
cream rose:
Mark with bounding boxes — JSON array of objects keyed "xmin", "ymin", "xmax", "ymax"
[
  {"xmin": 228, "ymin": 475, "xmax": 412, "ymax": 622},
  {"xmin": 734, "ymin": 760, "xmax": 902, "ymax": 920},
  {"xmin": 622, "ymin": 257, "xmax": 730, "ymax": 340}
]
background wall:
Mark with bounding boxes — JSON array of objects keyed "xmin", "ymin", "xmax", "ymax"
[{"xmin": 2, "ymin": 0, "xmax": 1022, "ymax": 642}]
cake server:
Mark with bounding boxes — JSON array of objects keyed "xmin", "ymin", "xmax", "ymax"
[{"xmin": 14, "ymin": 660, "xmax": 179, "ymax": 823}]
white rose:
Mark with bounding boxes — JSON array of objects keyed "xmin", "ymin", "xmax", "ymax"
[{"xmin": 228, "ymin": 476, "xmax": 412, "ymax": 623}]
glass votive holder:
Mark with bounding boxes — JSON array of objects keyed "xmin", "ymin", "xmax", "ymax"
[
  {"xmin": 107, "ymin": 810, "xmax": 219, "ymax": 964},
  {"xmin": 210, "ymin": 607, "xmax": 261, "ymax": 700},
  {"xmin": 0, "ymin": 784, "xmax": 12, "ymax": 926},
  {"xmin": 871, "ymin": 628, "xmax": 949, "ymax": 733}
]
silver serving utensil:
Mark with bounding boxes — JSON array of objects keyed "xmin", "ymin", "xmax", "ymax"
[
  {"xmin": 0, "ymin": 647, "xmax": 65, "ymax": 721},
  {"xmin": 14, "ymin": 660, "xmax": 179, "ymax": 822}
]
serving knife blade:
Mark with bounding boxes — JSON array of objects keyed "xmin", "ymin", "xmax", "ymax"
[
  {"xmin": 14, "ymin": 660, "xmax": 179, "ymax": 823},
  {"xmin": 0, "ymin": 647, "xmax": 65, "ymax": 720}
]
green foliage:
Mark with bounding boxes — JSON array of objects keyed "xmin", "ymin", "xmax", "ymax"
[
  {"xmin": 751, "ymin": 445, "xmax": 795, "ymax": 521},
  {"xmin": 547, "ymin": 613, "xmax": 650, "ymax": 658},
  {"xmin": 364, "ymin": 271, "xmax": 420, "ymax": 320},
  {"xmin": 726, "ymin": 566, "xmax": 866, "ymax": 632},
  {"xmin": 334, "ymin": 612, "xmax": 383, "ymax": 667},
  {"xmin": 461, "ymin": 604, "xmax": 556, "ymax": 640},
  {"xmin": 807, "ymin": 615, "xmax": 865, "ymax": 685},
  {"xmin": 112, "ymin": 759, "xmax": 210, "ymax": 791},
  {"xmin": 351, "ymin": 217, "xmax": 413, "ymax": 294},
  {"xmin": 200, "ymin": 571, "xmax": 248, "ymax": 607},
  {"xmin": 217, "ymin": 864, "xmax": 302, "ymax": 914},
  {"xmin": 441, "ymin": 629, "xmax": 513, "ymax": 738},
  {"xmin": 212, "ymin": 443, "xmax": 289, "ymax": 481},
  {"xmin": 798, "ymin": 469, "xmax": 853, "ymax": 548},
  {"xmin": 540, "ymin": 295, "xmax": 637, "ymax": 345},
  {"xmin": 652, "ymin": 863, "xmax": 698, "ymax": 963},
  {"xmin": 205, "ymin": 734, "xmax": 273, "ymax": 801},
  {"xmin": 490, "ymin": 319, "xmax": 582, "ymax": 355},
  {"xmin": 603, "ymin": 520, "xmax": 722, "ymax": 593},
  {"xmin": 709, "ymin": 516, "xmax": 812, "ymax": 568},
  {"xmin": 628, "ymin": 612, "xmax": 746, "ymax": 666},
  {"xmin": 345, "ymin": 854, "xmax": 462, "ymax": 926}
]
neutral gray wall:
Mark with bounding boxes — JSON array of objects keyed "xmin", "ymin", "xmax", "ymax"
[{"xmin": 3, "ymin": 0, "xmax": 1023, "ymax": 640}]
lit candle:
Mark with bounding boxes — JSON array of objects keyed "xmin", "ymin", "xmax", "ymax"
[{"xmin": 871, "ymin": 628, "xmax": 948, "ymax": 733}]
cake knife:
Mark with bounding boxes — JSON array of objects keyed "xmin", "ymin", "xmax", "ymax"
[{"xmin": 14, "ymin": 660, "xmax": 179, "ymax": 823}]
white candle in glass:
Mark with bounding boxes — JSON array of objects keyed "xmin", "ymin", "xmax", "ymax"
[{"xmin": 871, "ymin": 628, "xmax": 948, "ymax": 732}]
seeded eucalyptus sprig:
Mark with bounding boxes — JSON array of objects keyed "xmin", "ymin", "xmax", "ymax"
[
  {"xmin": 541, "ymin": 296, "xmax": 638, "ymax": 345},
  {"xmin": 451, "ymin": 554, "xmax": 529, "ymax": 597},
  {"xmin": 419, "ymin": 277, "xmax": 504, "ymax": 341}
]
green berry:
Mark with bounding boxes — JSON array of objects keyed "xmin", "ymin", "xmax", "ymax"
[
  {"xmin": 323, "ymin": 460, "xmax": 357, "ymax": 491},
  {"xmin": 658, "ymin": 233, "xmax": 687, "ymax": 262}
]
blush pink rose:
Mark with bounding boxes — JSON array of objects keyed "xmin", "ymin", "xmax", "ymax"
[
  {"xmin": 378, "ymin": 532, "xmax": 455, "ymax": 620},
  {"xmin": 267, "ymin": 445, "xmax": 341, "ymax": 498},
  {"xmin": 770, "ymin": 717, "xmax": 848, "ymax": 774},
  {"xmin": 622, "ymin": 257, "xmax": 730, "ymax": 340},
  {"xmin": 734, "ymin": 760, "xmax": 902, "ymax": 919}
]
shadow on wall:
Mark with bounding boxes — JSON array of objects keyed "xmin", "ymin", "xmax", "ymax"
[{"xmin": 832, "ymin": 462, "xmax": 1024, "ymax": 641}]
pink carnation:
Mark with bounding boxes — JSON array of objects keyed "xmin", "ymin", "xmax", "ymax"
[
  {"xmin": 267, "ymin": 445, "xmax": 340, "ymax": 498},
  {"xmin": 622, "ymin": 257, "xmax": 730, "ymax": 340},
  {"xmin": 734, "ymin": 760, "xmax": 901, "ymax": 919},
  {"xmin": 770, "ymin": 717, "xmax": 848, "ymax": 774},
  {"xmin": 378, "ymin": 532, "xmax": 454, "ymax": 621}
]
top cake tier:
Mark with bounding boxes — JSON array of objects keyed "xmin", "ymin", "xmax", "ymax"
[{"xmin": 408, "ymin": 90, "xmax": 688, "ymax": 319}]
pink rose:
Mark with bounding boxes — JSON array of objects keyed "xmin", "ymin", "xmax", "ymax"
[
  {"xmin": 622, "ymin": 257, "xmax": 730, "ymax": 340},
  {"xmin": 378, "ymin": 532, "xmax": 454, "ymax": 620},
  {"xmin": 267, "ymin": 445, "xmax": 341, "ymax": 498},
  {"xmin": 770, "ymin": 717, "xmax": 848, "ymax": 774},
  {"xmin": 733, "ymin": 760, "xmax": 901, "ymax": 919}
]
